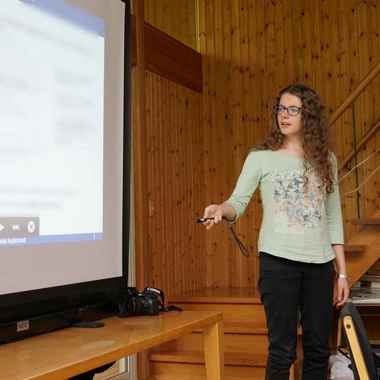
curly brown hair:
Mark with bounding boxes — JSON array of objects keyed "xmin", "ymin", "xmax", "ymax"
[{"xmin": 247, "ymin": 83, "xmax": 335, "ymax": 194}]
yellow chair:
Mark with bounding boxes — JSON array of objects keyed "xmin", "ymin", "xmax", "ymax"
[{"xmin": 341, "ymin": 302, "xmax": 379, "ymax": 380}]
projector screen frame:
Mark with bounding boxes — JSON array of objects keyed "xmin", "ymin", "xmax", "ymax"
[{"xmin": 0, "ymin": 0, "xmax": 132, "ymax": 344}]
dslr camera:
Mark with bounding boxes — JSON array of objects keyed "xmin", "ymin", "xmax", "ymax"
[{"xmin": 118, "ymin": 287, "xmax": 160, "ymax": 317}]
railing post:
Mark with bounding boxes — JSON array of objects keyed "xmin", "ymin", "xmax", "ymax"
[{"xmin": 351, "ymin": 101, "xmax": 361, "ymax": 218}]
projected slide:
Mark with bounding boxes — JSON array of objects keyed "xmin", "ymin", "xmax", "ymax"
[{"xmin": 0, "ymin": 0, "xmax": 105, "ymax": 246}]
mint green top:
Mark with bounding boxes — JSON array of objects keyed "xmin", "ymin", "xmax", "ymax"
[{"xmin": 225, "ymin": 150, "xmax": 344, "ymax": 263}]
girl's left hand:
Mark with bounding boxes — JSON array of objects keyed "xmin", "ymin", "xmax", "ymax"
[{"xmin": 334, "ymin": 278, "xmax": 350, "ymax": 308}]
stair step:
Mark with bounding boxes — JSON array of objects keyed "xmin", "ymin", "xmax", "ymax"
[
  {"xmin": 187, "ymin": 321, "xmax": 269, "ymax": 334},
  {"xmin": 150, "ymin": 349, "xmax": 268, "ymax": 367},
  {"xmin": 168, "ymin": 287, "xmax": 262, "ymax": 304},
  {"xmin": 224, "ymin": 321, "xmax": 268, "ymax": 334},
  {"xmin": 344, "ymin": 244, "xmax": 366, "ymax": 253},
  {"xmin": 158, "ymin": 327, "xmax": 270, "ymax": 354},
  {"xmin": 150, "ymin": 362, "xmax": 267, "ymax": 380},
  {"xmin": 359, "ymin": 275, "xmax": 380, "ymax": 283},
  {"xmin": 351, "ymin": 218, "xmax": 380, "ymax": 225},
  {"xmin": 211, "ymin": 321, "xmax": 302, "ymax": 335},
  {"xmin": 168, "ymin": 288, "xmax": 266, "ymax": 324}
]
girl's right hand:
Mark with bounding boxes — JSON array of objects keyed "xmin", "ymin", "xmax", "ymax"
[{"xmin": 203, "ymin": 204, "xmax": 224, "ymax": 230}]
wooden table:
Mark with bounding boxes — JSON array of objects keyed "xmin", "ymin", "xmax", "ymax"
[{"xmin": 0, "ymin": 310, "xmax": 224, "ymax": 380}]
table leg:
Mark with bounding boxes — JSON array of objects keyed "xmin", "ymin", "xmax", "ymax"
[{"xmin": 202, "ymin": 320, "xmax": 224, "ymax": 380}]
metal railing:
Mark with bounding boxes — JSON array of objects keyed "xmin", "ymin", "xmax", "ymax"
[{"xmin": 331, "ymin": 61, "xmax": 380, "ymax": 218}]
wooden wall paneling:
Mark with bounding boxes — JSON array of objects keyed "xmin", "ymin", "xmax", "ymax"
[
  {"xmin": 247, "ymin": 0, "xmax": 262, "ymax": 286},
  {"xmin": 157, "ymin": 75, "xmax": 166, "ymax": 290},
  {"xmin": 163, "ymin": 0, "xmax": 173, "ymax": 37},
  {"xmin": 240, "ymin": 0, "xmax": 256, "ymax": 287},
  {"xmin": 187, "ymin": 84, "xmax": 206, "ymax": 291},
  {"xmin": 273, "ymin": 0, "xmax": 285, "ymax": 91},
  {"xmin": 362, "ymin": 2, "xmax": 378, "ymax": 219},
  {"xmin": 173, "ymin": 80, "xmax": 185, "ymax": 292},
  {"xmin": 165, "ymin": 79, "xmax": 177, "ymax": 293},
  {"xmin": 340, "ymin": 0, "xmax": 359, "ymax": 239},
  {"xmin": 300, "ymin": 0, "xmax": 312, "ymax": 85},
  {"xmin": 144, "ymin": 0, "xmax": 197, "ymax": 50},
  {"xmin": 187, "ymin": 0, "xmax": 197, "ymax": 51},
  {"xmin": 368, "ymin": 17, "xmax": 380, "ymax": 274},
  {"xmin": 131, "ymin": 15, "xmax": 202, "ymax": 92},
  {"xmin": 158, "ymin": 74, "xmax": 166, "ymax": 291},
  {"xmin": 214, "ymin": 0, "xmax": 230, "ymax": 287},
  {"xmin": 282, "ymin": 0, "xmax": 295, "ymax": 87},
  {"xmin": 187, "ymin": 88, "xmax": 200, "ymax": 290},
  {"xmin": 338, "ymin": 0, "xmax": 353, "ymax": 240},
  {"xmin": 375, "ymin": 0, "xmax": 380, "ymax": 213},
  {"xmin": 265, "ymin": 1, "xmax": 276, "ymax": 118},
  {"xmin": 320, "ymin": 0, "xmax": 333, "ymax": 115},
  {"xmin": 153, "ymin": 0, "xmax": 165, "ymax": 34},
  {"xmin": 222, "ymin": 0, "xmax": 237, "ymax": 286},
  {"xmin": 189, "ymin": 86, "xmax": 200, "ymax": 289},
  {"xmin": 180, "ymin": 82, "xmax": 188, "ymax": 291},
  {"xmin": 197, "ymin": 91, "xmax": 207, "ymax": 289},
  {"xmin": 198, "ymin": 0, "xmax": 212, "ymax": 288},
  {"xmin": 230, "ymin": 0, "xmax": 245, "ymax": 288},
  {"xmin": 212, "ymin": 0, "xmax": 227, "ymax": 288},
  {"xmin": 329, "ymin": 1, "xmax": 344, "ymax": 177},
  {"xmin": 146, "ymin": 71, "xmax": 204, "ymax": 296},
  {"xmin": 178, "ymin": 81, "xmax": 187, "ymax": 292},
  {"xmin": 174, "ymin": 80, "xmax": 183, "ymax": 292},
  {"xmin": 170, "ymin": 0, "xmax": 181, "ymax": 48},
  {"xmin": 152, "ymin": 73, "xmax": 159, "ymax": 289},
  {"xmin": 203, "ymin": 0, "xmax": 215, "ymax": 289},
  {"xmin": 154, "ymin": 74, "xmax": 164, "ymax": 290},
  {"xmin": 292, "ymin": 0, "xmax": 303, "ymax": 82},
  {"xmin": 357, "ymin": 1, "xmax": 371, "ymax": 220},
  {"xmin": 144, "ymin": 23, "xmax": 202, "ymax": 93},
  {"xmin": 172, "ymin": 78, "xmax": 180, "ymax": 293},
  {"xmin": 144, "ymin": 0, "xmax": 155, "ymax": 25},
  {"xmin": 265, "ymin": 0, "xmax": 276, "ymax": 124},
  {"xmin": 237, "ymin": 0, "xmax": 251, "ymax": 288},
  {"xmin": 329, "ymin": 0, "xmax": 348, "ymax": 237},
  {"xmin": 310, "ymin": 0, "xmax": 322, "ymax": 92},
  {"xmin": 257, "ymin": 0, "xmax": 269, "ymax": 130},
  {"xmin": 247, "ymin": 0, "xmax": 260, "ymax": 143},
  {"xmin": 146, "ymin": 73, "xmax": 158, "ymax": 287},
  {"xmin": 169, "ymin": 80, "xmax": 177, "ymax": 293},
  {"xmin": 194, "ymin": 0, "xmax": 380, "ymax": 286}
]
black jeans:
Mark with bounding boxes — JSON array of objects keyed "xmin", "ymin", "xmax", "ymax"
[{"xmin": 258, "ymin": 252, "xmax": 335, "ymax": 380}]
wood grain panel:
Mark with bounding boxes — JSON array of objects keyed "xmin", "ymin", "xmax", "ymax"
[
  {"xmin": 145, "ymin": 71, "xmax": 204, "ymax": 296},
  {"xmin": 131, "ymin": 15, "xmax": 202, "ymax": 93},
  {"xmin": 198, "ymin": 0, "xmax": 380, "ymax": 287},
  {"xmin": 145, "ymin": 0, "xmax": 198, "ymax": 51},
  {"xmin": 136, "ymin": 0, "xmax": 380, "ymax": 292}
]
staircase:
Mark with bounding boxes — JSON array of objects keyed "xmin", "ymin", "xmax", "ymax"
[
  {"xmin": 344, "ymin": 210, "xmax": 380, "ymax": 288},
  {"xmin": 149, "ymin": 287, "xmax": 302, "ymax": 380}
]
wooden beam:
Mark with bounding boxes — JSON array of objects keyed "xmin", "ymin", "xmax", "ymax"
[
  {"xmin": 131, "ymin": 1, "xmax": 150, "ymax": 378},
  {"xmin": 345, "ymin": 245, "xmax": 366, "ymax": 253},
  {"xmin": 351, "ymin": 219, "xmax": 380, "ymax": 225},
  {"xmin": 130, "ymin": 15, "xmax": 202, "ymax": 93}
]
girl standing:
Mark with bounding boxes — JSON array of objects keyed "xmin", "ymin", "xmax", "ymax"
[{"xmin": 203, "ymin": 83, "xmax": 349, "ymax": 379}]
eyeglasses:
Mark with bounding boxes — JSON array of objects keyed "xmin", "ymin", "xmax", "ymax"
[{"xmin": 274, "ymin": 106, "xmax": 302, "ymax": 116}]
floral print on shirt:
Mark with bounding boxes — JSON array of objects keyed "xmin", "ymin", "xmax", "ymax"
[{"xmin": 271, "ymin": 169, "xmax": 325, "ymax": 233}]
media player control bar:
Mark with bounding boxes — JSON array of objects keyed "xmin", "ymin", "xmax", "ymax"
[{"xmin": 0, "ymin": 217, "xmax": 40, "ymax": 238}]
